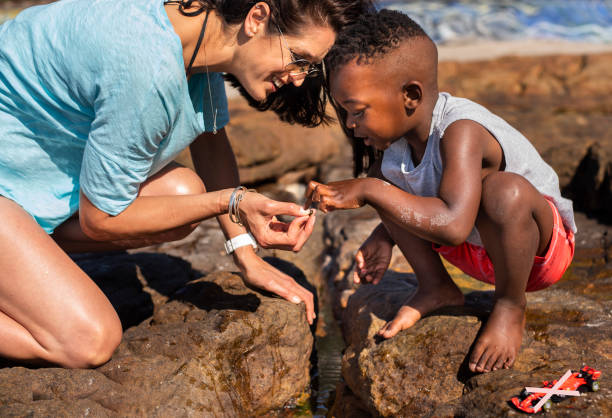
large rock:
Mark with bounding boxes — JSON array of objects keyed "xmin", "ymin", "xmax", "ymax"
[{"xmin": 0, "ymin": 253, "xmax": 314, "ymax": 416}]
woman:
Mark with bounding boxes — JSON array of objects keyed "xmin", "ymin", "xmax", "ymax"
[{"xmin": 0, "ymin": 0, "xmax": 373, "ymax": 368}]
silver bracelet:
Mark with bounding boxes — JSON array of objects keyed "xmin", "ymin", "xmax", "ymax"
[{"xmin": 228, "ymin": 186, "xmax": 254, "ymax": 226}]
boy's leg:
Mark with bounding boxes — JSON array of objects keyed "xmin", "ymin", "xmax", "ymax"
[
  {"xmin": 470, "ymin": 172, "xmax": 553, "ymax": 372},
  {"xmin": 52, "ymin": 163, "xmax": 206, "ymax": 253},
  {"xmin": 0, "ymin": 197, "xmax": 122, "ymax": 367},
  {"xmin": 378, "ymin": 213, "xmax": 464, "ymax": 338}
]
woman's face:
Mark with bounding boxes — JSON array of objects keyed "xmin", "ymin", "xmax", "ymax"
[{"xmin": 235, "ymin": 22, "xmax": 336, "ymax": 101}]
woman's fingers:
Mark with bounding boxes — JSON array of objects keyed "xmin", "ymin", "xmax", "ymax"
[
  {"xmin": 266, "ymin": 200, "xmax": 311, "ymax": 218},
  {"xmin": 269, "ymin": 275, "xmax": 316, "ymax": 324},
  {"xmin": 289, "ymin": 213, "xmax": 316, "ymax": 252}
]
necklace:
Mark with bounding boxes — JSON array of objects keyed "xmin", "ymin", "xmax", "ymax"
[
  {"xmin": 201, "ymin": 16, "xmax": 218, "ymax": 134},
  {"xmin": 166, "ymin": 1, "xmax": 218, "ymax": 134}
]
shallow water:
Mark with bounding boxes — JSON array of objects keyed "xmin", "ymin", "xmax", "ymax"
[{"xmin": 380, "ymin": 0, "xmax": 612, "ymax": 44}]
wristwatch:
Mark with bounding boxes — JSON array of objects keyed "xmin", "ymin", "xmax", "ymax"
[{"xmin": 224, "ymin": 233, "xmax": 258, "ymax": 254}]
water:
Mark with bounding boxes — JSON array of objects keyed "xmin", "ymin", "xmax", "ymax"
[
  {"xmin": 380, "ymin": 0, "xmax": 612, "ymax": 44},
  {"xmin": 4, "ymin": 1, "xmax": 612, "ymax": 44}
]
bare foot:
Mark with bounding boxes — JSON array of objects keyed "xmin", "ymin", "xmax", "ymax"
[
  {"xmin": 379, "ymin": 281, "xmax": 464, "ymax": 339},
  {"xmin": 469, "ymin": 300, "xmax": 525, "ymax": 373}
]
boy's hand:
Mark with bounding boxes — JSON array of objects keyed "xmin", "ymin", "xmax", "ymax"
[
  {"xmin": 305, "ymin": 179, "xmax": 368, "ymax": 213},
  {"xmin": 354, "ymin": 224, "xmax": 394, "ymax": 285}
]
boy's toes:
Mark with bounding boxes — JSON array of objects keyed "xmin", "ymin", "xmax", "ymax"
[
  {"xmin": 484, "ymin": 349, "xmax": 502, "ymax": 372},
  {"xmin": 469, "ymin": 341, "xmax": 487, "ymax": 372},
  {"xmin": 503, "ymin": 353, "xmax": 516, "ymax": 369},
  {"xmin": 378, "ymin": 319, "xmax": 402, "ymax": 339},
  {"xmin": 492, "ymin": 355, "xmax": 506, "ymax": 371},
  {"xmin": 475, "ymin": 348, "xmax": 492, "ymax": 372}
]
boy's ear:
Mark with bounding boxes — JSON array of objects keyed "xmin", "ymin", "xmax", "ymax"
[{"xmin": 402, "ymin": 82, "xmax": 423, "ymax": 112}]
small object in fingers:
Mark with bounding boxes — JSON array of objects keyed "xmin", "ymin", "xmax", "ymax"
[{"xmin": 308, "ymin": 208, "xmax": 314, "ymax": 216}]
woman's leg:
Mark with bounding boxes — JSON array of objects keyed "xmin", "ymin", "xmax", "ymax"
[
  {"xmin": 377, "ymin": 214, "xmax": 465, "ymax": 338},
  {"xmin": 0, "ymin": 197, "xmax": 122, "ymax": 367},
  {"xmin": 52, "ymin": 163, "xmax": 206, "ymax": 253},
  {"xmin": 469, "ymin": 172, "xmax": 553, "ymax": 373}
]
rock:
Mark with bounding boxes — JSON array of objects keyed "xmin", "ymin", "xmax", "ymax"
[
  {"xmin": 0, "ymin": 255, "xmax": 314, "ymax": 415},
  {"xmin": 175, "ymin": 97, "xmax": 345, "ymax": 186}
]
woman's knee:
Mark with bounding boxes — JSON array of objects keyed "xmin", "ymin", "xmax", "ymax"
[
  {"xmin": 479, "ymin": 172, "xmax": 536, "ymax": 225},
  {"xmin": 55, "ymin": 313, "xmax": 122, "ymax": 368},
  {"xmin": 140, "ymin": 164, "xmax": 206, "ymax": 197}
]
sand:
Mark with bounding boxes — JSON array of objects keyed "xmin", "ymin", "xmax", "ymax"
[{"xmin": 438, "ymin": 39, "xmax": 612, "ymax": 62}]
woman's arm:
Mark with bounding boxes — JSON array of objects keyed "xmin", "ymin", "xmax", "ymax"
[
  {"xmin": 78, "ymin": 187, "xmax": 231, "ymax": 241},
  {"xmin": 189, "ymin": 129, "xmax": 317, "ymax": 324}
]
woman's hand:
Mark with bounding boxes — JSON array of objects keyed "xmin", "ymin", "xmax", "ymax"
[
  {"xmin": 234, "ymin": 248, "xmax": 316, "ymax": 324},
  {"xmin": 304, "ymin": 179, "xmax": 368, "ymax": 213},
  {"xmin": 238, "ymin": 192, "xmax": 316, "ymax": 251},
  {"xmin": 353, "ymin": 224, "xmax": 394, "ymax": 285}
]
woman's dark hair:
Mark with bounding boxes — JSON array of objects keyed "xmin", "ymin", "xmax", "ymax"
[
  {"xmin": 324, "ymin": 9, "xmax": 429, "ymax": 176},
  {"xmin": 177, "ymin": 0, "xmax": 376, "ymax": 127}
]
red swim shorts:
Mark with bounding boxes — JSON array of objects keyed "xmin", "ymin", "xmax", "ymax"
[{"xmin": 433, "ymin": 198, "xmax": 575, "ymax": 292}]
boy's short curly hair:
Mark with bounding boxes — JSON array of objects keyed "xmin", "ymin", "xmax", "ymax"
[
  {"xmin": 324, "ymin": 10, "xmax": 431, "ymax": 176},
  {"xmin": 326, "ymin": 9, "xmax": 429, "ymax": 70}
]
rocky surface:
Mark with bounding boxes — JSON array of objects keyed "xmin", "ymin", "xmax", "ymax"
[{"xmin": 0, "ymin": 251, "xmax": 315, "ymax": 416}]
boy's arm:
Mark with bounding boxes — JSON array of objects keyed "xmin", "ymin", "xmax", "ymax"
[
  {"xmin": 307, "ymin": 120, "xmax": 492, "ymax": 247},
  {"xmin": 364, "ymin": 120, "xmax": 490, "ymax": 246}
]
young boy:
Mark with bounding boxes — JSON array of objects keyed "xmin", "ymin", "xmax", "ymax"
[{"xmin": 306, "ymin": 9, "xmax": 576, "ymax": 373}]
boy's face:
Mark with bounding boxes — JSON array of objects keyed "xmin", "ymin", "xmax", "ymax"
[{"xmin": 330, "ymin": 58, "xmax": 412, "ymax": 151}]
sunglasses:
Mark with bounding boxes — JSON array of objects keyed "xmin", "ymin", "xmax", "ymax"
[{"xmin": 275, "ymin": 24, "xmax": 321, "ymax": 79}]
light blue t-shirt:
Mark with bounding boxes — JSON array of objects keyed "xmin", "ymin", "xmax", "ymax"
[{"xmin": 0, "ymin": 0, "xmax": 229, "ymax": 233}]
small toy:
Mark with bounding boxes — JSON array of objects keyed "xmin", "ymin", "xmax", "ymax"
[{"xmin": 509, "ymin": 366, "xmax": 601, "ymax": 414}]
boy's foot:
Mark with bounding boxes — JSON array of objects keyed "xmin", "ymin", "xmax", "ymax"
[
  {"xmin": 468, "ymin": 300, "xmax": 525, "ymax": 373},
  {"xmin": 378, "ymin": 281, "xmax": 464, "ymax": 338}
]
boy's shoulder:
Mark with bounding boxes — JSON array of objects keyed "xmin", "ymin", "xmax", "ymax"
[{"xmin": 433, "ymin": 93, "xmax": 508, "ymax": 136}]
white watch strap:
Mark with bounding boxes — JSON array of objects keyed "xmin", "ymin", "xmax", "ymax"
[{"xmin": 224, "ymin": 233, "xmax": 257, "ymax": 254}]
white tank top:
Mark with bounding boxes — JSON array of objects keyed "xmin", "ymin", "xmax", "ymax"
[{"xmin": 381, "ymin": 92, "xmax": 576, "ymax": 246}]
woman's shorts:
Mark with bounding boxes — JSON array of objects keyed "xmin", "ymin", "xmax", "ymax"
[{"xmin": 433, "ymin": 198, "xmax": 575, "ymax": 292}]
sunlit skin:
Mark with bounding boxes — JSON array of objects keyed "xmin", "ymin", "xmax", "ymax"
[
  {"xmin": 166, "ymin": 3, "xmax": 335, "ymax": 100},
  {"xmin": 306, "ymin": 38, "xmax": 555, "ymax": 373},
  {"xmin": 0, "ymin": 2, "xmax": 337, "ymax": 367}
]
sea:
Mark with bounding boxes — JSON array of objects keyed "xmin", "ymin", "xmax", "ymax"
[
  {"xmin": 379, "ymin": 0, "xmax": 612, "ymax": 44},
  {"xmin": 2, "ymin": 1, "xmax": 612, "ymax": 44}
]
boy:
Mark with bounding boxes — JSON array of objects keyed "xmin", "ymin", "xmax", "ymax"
[{"xmin": 306, "ymin": 10, "xmax": 575, "ymax": 373}]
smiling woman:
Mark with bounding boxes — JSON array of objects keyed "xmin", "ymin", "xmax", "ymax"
[{"xmin": 0, "ymin": 0, "xmax": 374, "ymax": 368}]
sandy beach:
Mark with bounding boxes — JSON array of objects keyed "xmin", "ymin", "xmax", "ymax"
[{"xmin": 438, "ymin": 38, "xmax": 612, "ymax": 62}]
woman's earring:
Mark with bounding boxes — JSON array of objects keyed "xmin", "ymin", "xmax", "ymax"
[{"xmin": 247, "ymin": 31, "xmax": 254, "ymax": 37}]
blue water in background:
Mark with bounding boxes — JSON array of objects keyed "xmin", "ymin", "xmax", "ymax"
[
  {"xmin": 380, "ymin": 1, "xmax": 612, "ymax": 44},
  {"xmin": 2, "ymin": 1, "xmax": 612, "ymax": 44}
]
